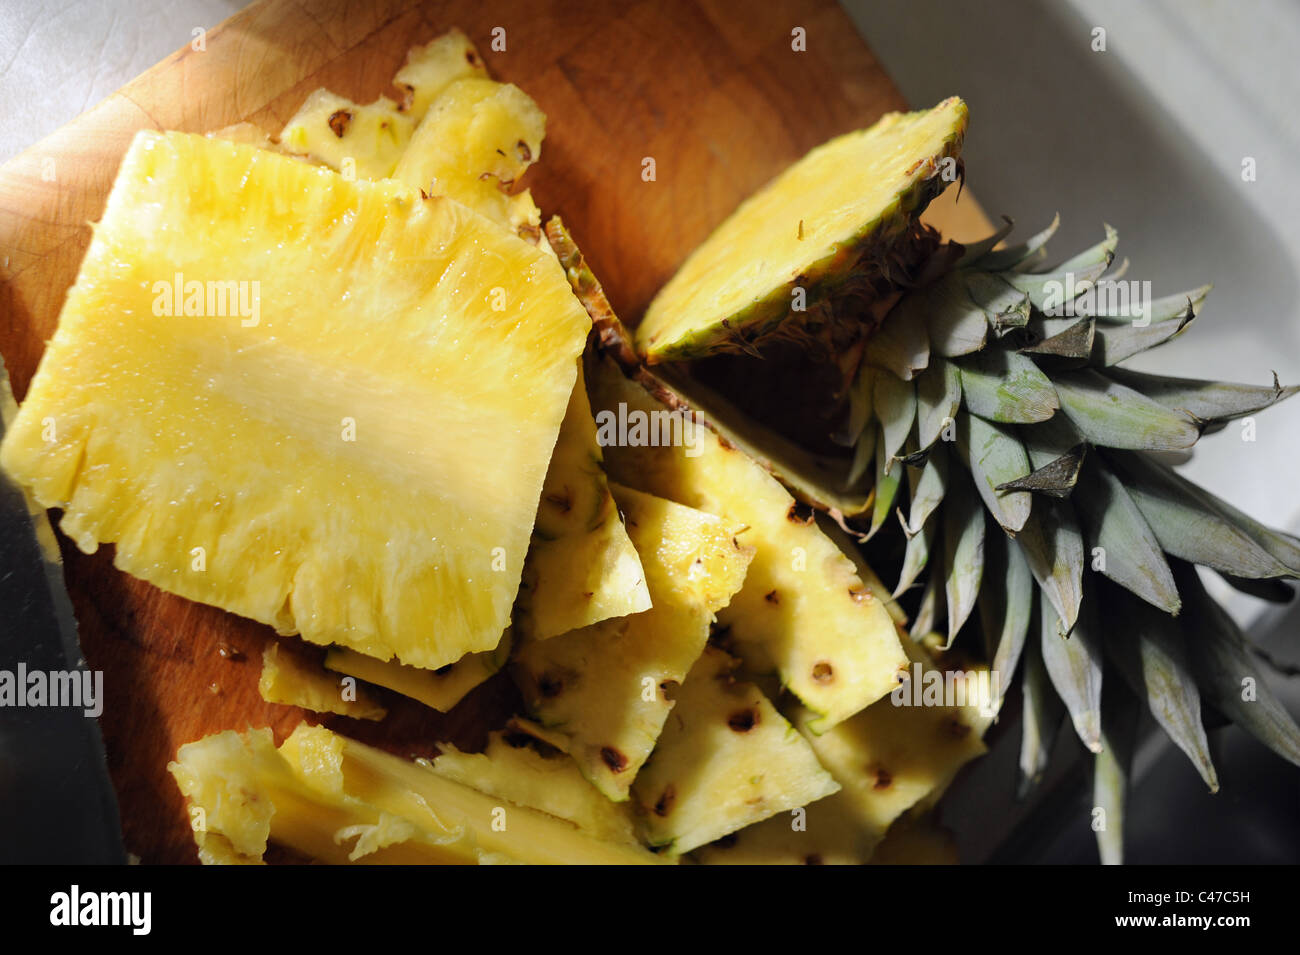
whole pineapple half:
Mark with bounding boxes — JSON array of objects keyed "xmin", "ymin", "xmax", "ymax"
[
  {"xmin": 0, "ymin": 131, "xmax": 591, "ymax": 670},
  {"xmin": 635, "ymin": 97, "xmax": 1300, "ymax": 862}
]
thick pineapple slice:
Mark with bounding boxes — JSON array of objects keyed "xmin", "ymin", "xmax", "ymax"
[
  {"xmin": 637, "ymin": 98, "xmax": 968, "ymax": 360},
  {"xmin": 392, "ymin": 76, "xmax": 546, "ymax": 234},
  {"xmin": 169, "ymin": 725, "xmax": 665, "ymax": 864},
  {"xmin": 258, "ymin": 642, "xmax": 387, "ymax": 721},
  {"xmin": 394, "ymin": 28, "xmax": 490, "ymax": 122},
  {"xmin": 633, "ymin": 646, "xmax": 840, "ymax": 854},
  {"xmin": 429, "ymin": 731, "xmax": 640, "ymax": 845},
  {"xmin": 515, "ymin": 365, "xmax": 651, "ymax": 640},
  {"xmin": 0, "ymin": 131, "xmax": 590, "ymax": 670},
  {"xmin": 279, "ymin": 90, "xmax": 414, "ymax": 179},
  {"xmin": 324, "ymin": 631, "xmax": 511, "ymax": 713},
  {"xmin": 587, "ymin": 356, "xmax": 909, "ymax": 731},
  {"xmin": 513, "ymin": 483, "xmax": 754, "ymax": 800}
]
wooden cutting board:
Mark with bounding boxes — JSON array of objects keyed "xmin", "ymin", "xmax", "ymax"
[{"xmin": 0, "ymin": 0, "xmax": 989, "ymax": 864}]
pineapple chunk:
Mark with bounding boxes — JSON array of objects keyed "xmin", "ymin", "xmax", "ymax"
[
  {"xmin": 393, "ymin": 76, "xmax": 546, "ymax": 234},
  {"xmin": 170, "ymin": 725, "xmax": 665, "ymax": 864},
  {"xmin": 394, "ymin": 28, "xmax": 490, "ymax": 122},
  {"xmin": 0, "ymin": 131, "xmax": 590, "ymax": 670},
  {"xmin": 258, "ymin": 642, "xmax": 387, "ymax": 721},
  {"xmin": 429, "ymin": 730, "xmax": 640, "ymax": 845},
  {"xmin": 515, "ymin": 365, "xmax": 652, "ymax": 640},
  {"xmin": 692, "ymin": 791, "xmax": 872, "ymax": 865},
  {"xmin": 513, "ymin": 483, "xmax": 755, "ymax": 801},
  {"xmin": 868, "ymin": 812, "xmax": 961, "ymax": 865},
  {"xmin": 324, "ymin": 632, "xmax": 511, "ymax": 713},
  {"xmin": 587, "ymin": 356, "xmax": 909, "ymax": 731},
  {"xmin": 279, "ymin": 90, "xmax": 414, "ymax": 179},
  {"xmin": 633, "ymin": 646, "xmax": 840, "ymax": 854}
]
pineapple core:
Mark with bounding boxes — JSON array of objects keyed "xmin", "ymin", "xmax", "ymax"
[{"xmin": 0, "ymin": 131, "xmax": 591, "ymax": 670}]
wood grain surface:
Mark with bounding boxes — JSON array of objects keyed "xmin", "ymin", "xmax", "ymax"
[{"xmin": 0, "ymin": 0, "xmax": 989, "ymax": 863}]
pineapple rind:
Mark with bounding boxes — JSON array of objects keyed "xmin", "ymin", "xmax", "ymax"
[
  {"xmin": 258, "ymin": 642, "xmax": 387, "ymax": 721},
  {"xmin": 0, "ymin": 131, "xmax": 589, "ymax": 670},
  {"xmin": 513, "ymin": 484, "xmax": 755, "ymax": 801},
  {"xmin": 633, "ymin": 646, "xmax": 840, "ymax": 855},
  {"xmin": 587, "ymin": 356, "xmax": 909, "ymax": 731},
  {"xmin": 637, "ymin": 98, "xmax": 968, "ymax": 361}
]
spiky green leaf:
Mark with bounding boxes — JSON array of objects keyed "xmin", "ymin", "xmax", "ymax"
[
  {"xmin": 1053, "ymin": 368, "xmax": 1200, "ymax": 451},
  {"xmin": 1019, "ymin": 632, "xmax": 1064, "ymax": 797},
  {"xmin": 957, "ymin": 349, "xmax": 1059, "ymax": 423},
  {"xmin": 1015, "ymin": 502, "xmax": 1084, "ymax": 634},
  {"xmin": 1093, "ymin": 669, "xmax": 1140, "ymax": 865},
  {"xmin": 1103, "ymin": 367, "xmax": 1299, "ymax": 425},
  {"xmin": 1040, "ymin": 588, "xmax": 1103, "ymax": 753},
  {"xmin": 943, "ymin": 475, "xmax": 986, "ymax": 646},
  {"xmin": 979, "ymin": 214, "xmax": 1060, "ymax": 273},
  {"xmin": 924, "ymin": 273, "xmax": 989, "ymax": 357},
  {"xmin": 957, "ymin": 411, "xmax": 1033, "ymax": 533},
  {"xmin": 980, "ymin": 531, "xmax": 1034, "ymax": 711},
  {"xmin": 874, "ymin": 371, "xmax": 916, "ymax": 467},
  {"xmin": 915, "ymin": 358, "xmax": 962, "ymax": 450}
]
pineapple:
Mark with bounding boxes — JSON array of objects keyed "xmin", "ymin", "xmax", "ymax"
[
  {"xmin": 0, "ymin": 131, "xmax": 590, "ymax": 670},
  {"xmin": 513, "ymin": 483, "xmax": 755, "ymax": 800},
  {"xmin": 514, "ymin": 366, "xmax": 651, "ymax": 641},
  {"xmin": 587, "ymin": 355, "xmax": 909, "ymax": 732},
  {"xmin": 278, "ymin": 47, "xmax": 647, "ymax": 645},
  {"xmin": 279, "ymin": 90, "xmax": 414, "ymax": 179},
  {"xmin": 632, "ymin": 646, "xmax": 840, "ymax": 854},
  {"xmin": 393, "ymin": 28, "xmax": 490, "ymax": 121},
  {"xmin": 694, "ymin": 637, "xmax": 987, "ymax": 864},
  {"xmin": 392, "ymin": 76, "xmax": 547, "ymax": 235},
  {"xmin": 428, "ymin": 730, "xmax": 640, "ymax": 845},
  {"xmin": 867, "ymin": 812, "xmax": 960, "ymax": 864},
  {"xmin": 631, "ymin": 97, "xmax": 1300, "ymax": 861},
  {"xmin": 258, "ymin": 642, "xmax": 387, "ymax": 721},
  {"xmin": 169, "ymin": 725, "xmax": 665, "ymax": 864},
  {"xmin": 324, "ymin": 631, "xmax": 512, "ymax": 713}
]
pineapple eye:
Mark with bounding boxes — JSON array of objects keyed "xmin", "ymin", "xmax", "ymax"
[
  {"xmin": 327, "ymin": 109, "xmax": 352, "ymax": 138},
  {"xmin": 653, "ymin": 785, "xmax": 676, "ymax": 817},
  {"xmin": 600, "ymin": 747, "xmax": 628, "ymax": 773},
  {"xmin": 812, "ymin": 661, "xmax": 834, "ymax": 684},
  {"xmin": 727, "ymin": 709, "xmax": 759, "ymax": 733}
]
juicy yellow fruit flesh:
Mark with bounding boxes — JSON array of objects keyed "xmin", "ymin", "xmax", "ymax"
[
  {"xmin": 633, "ymin": 646, "xmax": 840, "ymax": 854},
  {"xmin": 279, "ymin": 90, "xmax": 413, "ymax": 179},
  {"xmin": 324, "ymin": 632, "xmax": 511, "ymax": 713},
  {"xmin": 514, "ymin": 483, "xmax": 755, "ymax": 801},
  {"xmin": 169, "ymin": 725, "xmax": 666, "ymax": 864},
  {"xmin": 393, "ymin": 77, "xmax": 546, "ymax": 233},
  {"xmin": 394, "ymin": 28, "xmax": 490, "ymax": 122},
  {"xmin": 638, "ymin": 97, "xmax": 968, "ymax": 353},
  {"xmin": 516, "ymin": 366, "xmax": 650, "ymax": 640},
  {"xmin": 258, "ymin": 642, "xmax": 387, "ymax": 721},
  {"xmin": 588, "ymin": 357, "xmax": 908, "ymax": 731},
  {"xmin": 0, "ymin": 131, "xmax": 589, "ymax": 670},
  {"xmin": 430, "ymin": 732, "xmax": 641, "ymax": 845}
]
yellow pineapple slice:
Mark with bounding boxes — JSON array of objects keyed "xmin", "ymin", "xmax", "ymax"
[
  {"xmin": 392, "ymin": 76, "xmax": 546, "ymax": 235},
  {"xmin": 632, "ymin": 646, "xmax": 840, "ymax": 855},
  {"xmin": 169, "ymin": 725, "xmax": 666, "ymax": 864},
  {"xmin": 393, "ymin": 28, "xmax": 490, "ymax": 122},
  {"xmin": 428, "ymin": 730, "xmax": 640, "ymax": 845},
  {"xmin": 513, "ymin": 483, "xmax": 755, "ymax": 801},
  {"xmin": 0, "ymin": 131, "xmax": 590, "ymax": 669},
  {"xmin": 515, "ymin": 365, "xmax": 651, "ymax": 640},
  {"xmin": 278, "ymin": 90, "xmax": 414, "ymax": 179},
  {"xmin": 258, "ymin": 642, "xmax": 387, "ymax": 721},
  {"xmin": 277, "ymin": 60, "xmax": 647, "ymax": 646},
  {"xmin": 324, "ymin": 631, "xmax": 512, "ymax": 713},
  {"xmin": 587, "ymin": 356, "xmax": 909, "ymax": 731}
]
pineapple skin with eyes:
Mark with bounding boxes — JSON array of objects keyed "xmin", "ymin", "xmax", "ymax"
[{"xmin": 0, "ymin": 130, "xmax": 591, "ymax": 670}]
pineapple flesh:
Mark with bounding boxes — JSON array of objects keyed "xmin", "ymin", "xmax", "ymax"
[
  {"xmin": 258, "ymin": 642, "xmax": 387, "ymax": 721},
  {"xmin": 587, "ymin": 356, "xmax": 909, "ymax": 731},
  {"xmin": 393, "ymin": 28, "xmax": 491, "ymax": 122},
  {"xmin": 279, "ymin": 90, "xmax": 413, "ymax": 179},
  {"xmin": 0, "ymin": 131, "xmax": 590, "ymax": 670},
  {"xmin": 170, "ymin": 725, "xmax": 666, "ymax": 864},
  {"xmin": 324, "ymin": 631, "xmax": 512, "ymax": 713},
  {"xmin": 513, "ymin": 483, "xmax": 755, "ymax": 800},
  {"xmin": 632, "ymin": 646, "xmax": 840, "ymax": 855}
]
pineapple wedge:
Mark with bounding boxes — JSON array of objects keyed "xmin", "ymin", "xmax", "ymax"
[
  {"xmin": 514, "ymin": 483, "xmax": 754, "ymax": 800},
  {"xmin": 279, "ymin": 90, "xmax": 414, "ymax": 179},
  {"xmin": 324, "ymin": 633, "xmax": 511, "ymax": 714},
  {"xmin": 515, "ymin": 365, "xmax": 651, "ymax": 641},
  {"xmin": 279, "ymin": 53, "xmax": 648, "ymax": 644},
  {"xmin": 633, "ymin": 646, "xmax": 840, "ymax": 854},
  {"xmin": 258, "ymin": 642, "xmax": 387, "ymax": 721},
  {"xmin": 169, "ymin": 725, "xmax": 665, "ymax": 864},
  {"xmin": 393, "ymin": 28, "xmax": 490, "ymax": 121},
  {"xmin": 429, "ymin": 730, "xmax": 641, "ymax": 845},
  {"xmin": 587, "ymin": 355, "xmax": 909, "ymax": 731},
  {"xmin": 0, "ymin": 131, "xmax": 590, "ymax": 670}
]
